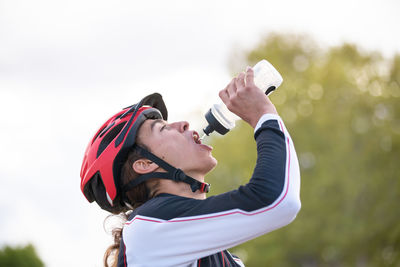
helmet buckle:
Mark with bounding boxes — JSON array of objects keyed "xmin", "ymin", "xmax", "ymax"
[{"xmin": 172, "ymin": 168, "xmax": 186, "ymax": 182}]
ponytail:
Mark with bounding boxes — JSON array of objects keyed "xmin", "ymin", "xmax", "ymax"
[
  {"xmin": 103, "ymin": 213, "xmax": 127, "ymax": 267},
  {"xmin": 104, "ymin": 144, "xmax": 155, "ymax": 267}
]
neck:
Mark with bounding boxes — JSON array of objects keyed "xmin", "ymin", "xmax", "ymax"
[{"xmin": 155, "ymin": 172, "xmax": 207, "ymax": 200}]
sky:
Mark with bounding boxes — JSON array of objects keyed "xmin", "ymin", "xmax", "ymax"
[{"xmin": 0, "ymin": 0, "xmax": 399, "ymax": 266}]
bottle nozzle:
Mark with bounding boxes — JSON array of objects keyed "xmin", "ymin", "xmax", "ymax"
[
  {"xmin": 199, "ymin": 133, "xmax": 207, "ymax": 141},
  {"xmin": 202, "ymin": 124, "xmax": 214, "ymax": 136},
  {"xmin": 201, "ymin": 124, "xmax": 214, "ymax": 141}
]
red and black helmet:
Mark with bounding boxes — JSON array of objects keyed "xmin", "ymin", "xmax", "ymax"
[{"xmin": 80, "ymin": 93, "xmax": 209, "ymax": 212}]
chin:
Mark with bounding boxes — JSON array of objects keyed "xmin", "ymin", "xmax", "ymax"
[
  {"xmin": 191, "ymin": 156, "xmax": 217, "ymax": 176},
  {"xmin": 205, "ymin": 156, "xmax": 218, "ymax": 173},
  {"xmin": 183, "ymin": 152, "xmax": 217, "ymax": 176}
]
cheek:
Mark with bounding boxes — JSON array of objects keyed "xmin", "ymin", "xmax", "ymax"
[
  {"xmin": 165, "ymin": 143, "xmax": 196, "ymax": 167},
  {"xmin": 150, "ymin": 138, "xmax": 186, "ymax": 160}
]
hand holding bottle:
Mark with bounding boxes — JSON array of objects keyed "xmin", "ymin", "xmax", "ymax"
[
  {"xmin": 219, "ymin": 67, "xmax": 278, "ymax": 128},
  {"xmin": 201, "ymin": 59, "xmax": 282, "ymax": 138}
]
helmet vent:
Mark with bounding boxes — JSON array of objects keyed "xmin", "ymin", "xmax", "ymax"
[
  {"xmin": 91, "ymin": 124, "xmax": 107, "ymax": 145},
  {"xmin": 96, "ymin": 122, "xmax": 126, "ymax": 159},
  {"xmin": 99, "ymin": 121, "xmax": 115, "ymax": 138},
  {"xmin": 119, "ymin": 104, "xmax": 137, "ymax": 119}
]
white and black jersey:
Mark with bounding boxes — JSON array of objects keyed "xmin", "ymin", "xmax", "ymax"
[{"xmin": 117, "ymin": 114, "xmax": 301, "ymax": 267}]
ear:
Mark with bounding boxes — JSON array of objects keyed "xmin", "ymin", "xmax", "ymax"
[{"xmin": 132, "ymin": 158, "xmax": 159, "ymax": 174}]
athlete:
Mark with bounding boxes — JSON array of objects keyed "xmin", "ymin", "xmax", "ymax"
[{"xmin": 80, "ymin": 68, "xmax": 301, "ymax": 266}]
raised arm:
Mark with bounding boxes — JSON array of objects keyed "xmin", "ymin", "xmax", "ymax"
[{"xmin": 122, "ymin": 69, "xmax": 301, "ymax": 266}]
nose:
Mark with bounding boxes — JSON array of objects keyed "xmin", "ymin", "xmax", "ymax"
[{"xmin": 170, "ymin": 121, "xmax": 189, "ymax": 133}]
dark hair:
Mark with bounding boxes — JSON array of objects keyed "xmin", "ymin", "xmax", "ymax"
[{"xmin": 104, "ymin": 142, "xmax": 158, "ymax": 267}]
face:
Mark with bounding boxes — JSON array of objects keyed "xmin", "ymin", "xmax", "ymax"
[{"xmin": 137, "ymin": 119, "xmax": 217, "ymax": 178}]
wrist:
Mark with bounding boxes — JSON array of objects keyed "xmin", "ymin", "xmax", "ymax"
[
  {"xmin": 250, "ymin": 108, "xmax": 278, "ymax": 128},
  {"xmin": 254, "ymin": 113, "xmax": 282, "ymax": 132}
]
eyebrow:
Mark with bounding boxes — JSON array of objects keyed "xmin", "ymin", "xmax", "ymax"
[{"xmin": 150, "ymin": 119, "xmax": 164, "ymax": 132}]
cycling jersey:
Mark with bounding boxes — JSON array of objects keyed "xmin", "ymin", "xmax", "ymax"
[{"xmin": 117, "ymin": 114, "xmax": 301, "ymax": 267}]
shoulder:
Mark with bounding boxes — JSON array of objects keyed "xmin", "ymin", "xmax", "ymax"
[{"xmin": 128, "ymin": 193, "xmax": 202, "ymax": 221}]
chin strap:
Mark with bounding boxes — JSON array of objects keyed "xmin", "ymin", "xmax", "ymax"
[{"xmin": 121, "ymin": 146, "xmax": 210, "ymax": 196}]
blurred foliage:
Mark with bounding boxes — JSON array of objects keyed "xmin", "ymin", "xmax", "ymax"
[
  {"xmin": 0, "ymin": 244, "xmax": 44, "ymax": 267},
  {"xmin": 207, "ymin": 33, "xmax": 400, "ymax": 266}
]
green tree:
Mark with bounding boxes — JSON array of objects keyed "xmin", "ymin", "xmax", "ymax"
[
  {"xmin": 207, "ymin": 33, "xmax": 400, "ymax": 266},
  {"xmin": 0, "ymin": 244, "xmax": 44, "ymax": 267}
]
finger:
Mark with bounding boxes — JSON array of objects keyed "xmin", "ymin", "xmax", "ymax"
[
  {"xmin": 245, "ymin": 67, "xmax": 255, "ymax": 87},
  {"xmin": 235, "ymin": 72, "xmax": 246, "ymax": 90},
  {"xmin": 219, "ymin": 89, "xmax": 229, "ymax": 104},
  {"xmin": 226, "ymin": 77, "xmax": 237, "ymax": 97},
  {"xmin": 221, "ymin": 78, "xmax": 233, "ymax": 97},
  {"xmin": 219, "ymin": 86, "xmax": 230, "ymax": 104}
]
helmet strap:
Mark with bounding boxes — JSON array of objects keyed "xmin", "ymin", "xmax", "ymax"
[{"xmin": 121, "ymin": 146, "xmax": 210, "ymax": 196}]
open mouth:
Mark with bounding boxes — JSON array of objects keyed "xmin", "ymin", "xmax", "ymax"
[{"xmin": 192, "ymin": 131, "xmax": 202, "ymax": 144}]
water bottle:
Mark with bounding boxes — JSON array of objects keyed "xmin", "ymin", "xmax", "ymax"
[
  {"xmin": 201, "ymin": 59, "xmax": 283, "ymax": 138},
  {"xmin": 253, "ymin": 59, "xmax": 283, "ymax": 95}
]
